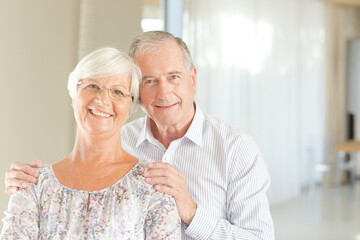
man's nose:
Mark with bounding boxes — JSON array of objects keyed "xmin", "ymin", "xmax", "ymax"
[{"xmin": 157, "ymin": 80, "xmax": 172, "ymax": 100}]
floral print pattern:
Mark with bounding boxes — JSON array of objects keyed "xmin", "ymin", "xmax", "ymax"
[{"xmin": 1, "ymin": 161, "xmax": 181, "ymax": 239}]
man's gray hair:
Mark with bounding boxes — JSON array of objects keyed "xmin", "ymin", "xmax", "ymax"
[
  {"xmin": 68, "ymin": 47, "xmax": 141, "ymax": 115},
  {"xmin": 129, "ymin": 31, "xmax": 194, "ymax": 74}
]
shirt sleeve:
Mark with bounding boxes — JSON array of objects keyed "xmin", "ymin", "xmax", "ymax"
[
  {"xmin": 145, "ymin": 190, "xmax": 181, "ymax": 240},
  {"xmin": 0, "ymin": 185, "xmax": 40, "ymax": 239},
  {"xmin": 185, "ymin": 136, "xmax": 274, "ymax": 240}
]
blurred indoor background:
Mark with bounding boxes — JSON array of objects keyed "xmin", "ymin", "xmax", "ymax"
[{"xmin": 0, "ymin": 0, "xmax": 359, "ymax": 239}]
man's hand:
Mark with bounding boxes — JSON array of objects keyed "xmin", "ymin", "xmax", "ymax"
[
  {"xmin": 5, "ymin": 159, "xmax": 42, "ymax": 194},
  {"xmin": 144, "ymin": 162, "xmax": 197, "ymax": 225}
]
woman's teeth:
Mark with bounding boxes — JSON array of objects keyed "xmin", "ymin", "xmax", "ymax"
[{"xmin": 91, "ymin": 109, "xmax": 111, "ymax": 117}]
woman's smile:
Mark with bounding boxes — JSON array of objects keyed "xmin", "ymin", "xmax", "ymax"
[{"xmin": 89, "ymin": 108, "xmax": 113, "ymax": 118}]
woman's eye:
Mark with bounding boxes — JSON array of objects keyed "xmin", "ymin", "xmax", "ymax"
[
  {"xmin": 113, "ymin": 89, "xmax": 124, "ymax": 96},
  {"xmin": 88, "ymin": 84, "xmax": 99, "ymax": 89}
]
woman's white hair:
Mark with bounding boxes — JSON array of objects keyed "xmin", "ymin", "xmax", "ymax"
[{"xmin": 68, "ymin": 47, "xmax": 141, "ymax": 115}]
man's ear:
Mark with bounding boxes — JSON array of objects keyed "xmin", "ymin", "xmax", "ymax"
[{"xmin": 191, "ymin": 67, "xmax": 197, "ymax": 95}]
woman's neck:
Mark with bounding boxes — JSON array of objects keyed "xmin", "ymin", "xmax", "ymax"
[
  {"xmin": 70, "ymin": 130, "xmax": 125, "ymax": 165},
  {"xmin": 53, "ymin": 129, "xmax": 138, "ymax": 191}
]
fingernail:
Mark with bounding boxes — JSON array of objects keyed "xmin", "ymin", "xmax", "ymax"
[
  {"xmin": 22, "ymin": 183, "xmax": 28, "ymax": 188},
  {"xmin": 145, "ymin": 178, "xmax": 151, "ymax": 183},
  {"xmin": 143, "ymin": 172, "xmax": 148, "ymax": 177},
  {"xmin": 31, "ymin": 178, "xmax": 37, "ymax": 184},
  {"xmin": 148, "ymin": 163, "xmax": 154, "ymax": 168}
]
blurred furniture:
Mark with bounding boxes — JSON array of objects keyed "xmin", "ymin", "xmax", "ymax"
[{"xmin": 334, "ymin": 140, "xmax": 360, "ymax": 184}]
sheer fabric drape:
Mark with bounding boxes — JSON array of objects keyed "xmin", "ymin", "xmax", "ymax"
[{"xmin": 183, "ymin": 0, "xmax": 327, "ymax": 204}]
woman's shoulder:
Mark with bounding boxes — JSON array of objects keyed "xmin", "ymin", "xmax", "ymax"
[
  {"xmin": 28, "ymin": 165, "xmax": 58, "ymax": 191},
  {"xmin": 124, "ymin": 160, "xmax": 154, "ymax": 190},
  {"xmin": 131, "ymin": 160, "xmax": 151, "ymax": 176},
  {"xmin": 36, "ymin": 164, "xmax": 52, "ymax": 174},
  {"xmin": 15, "ymin": 165, "xmax": 57, "ymax": 200},
  {"xmin": 35, "ymin": 165, "xmax": 55, "ymax": 181}
]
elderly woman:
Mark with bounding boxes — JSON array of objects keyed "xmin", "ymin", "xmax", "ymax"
[{"xmin": 1, "ymin": 47, "xmax": 181, "ymax": 239}]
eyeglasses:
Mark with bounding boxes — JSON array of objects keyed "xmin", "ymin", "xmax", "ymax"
[{"xmin": 77, "ymin": 80, "xmax": 133, "ymax": 101}]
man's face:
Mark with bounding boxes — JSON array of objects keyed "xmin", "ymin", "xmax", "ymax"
[{"xmin": 134, "ymin": 40, "xmax": 197, "ymax": 130}]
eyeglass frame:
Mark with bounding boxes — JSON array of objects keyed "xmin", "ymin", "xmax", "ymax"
[{"xmin": 77, "ymin": 80, "xmax": 133, "ymax": 101}]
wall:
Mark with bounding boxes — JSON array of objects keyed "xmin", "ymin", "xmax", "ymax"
[
  {"xmin": 344, "ymin": 8, "xmax": 360, "ymax": 175},
  {"xmin": 0, "ymin": 0, "xmax": 142, "ymax": 228},
  {"xmin": 0, "ymin": 1, "xmax": 80, "ymax": 223},
  {"xmin": 344, "ymin": 7, "xmax": 360, "ymax": 140},
  {"xmin": 347, "ymin": 40, "xmax": 360, "ymax": 137},
  {"xmin": 323, "ymin": 4, "xmax": 360, "ymax": 183},
  {"xmin": 77, "ymin": 0, "xmax": 143, "ymax": 58}
]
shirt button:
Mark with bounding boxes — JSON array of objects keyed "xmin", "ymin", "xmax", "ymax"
[{"xmin": 164, "ymin": 156, "xmax": 170, "ymax": 163}]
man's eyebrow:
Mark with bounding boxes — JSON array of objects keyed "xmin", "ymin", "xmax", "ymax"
[
  {"xmin": 141, "ymin": 76, "xmax": 155, "ymax": 81},
  {"xmin": 141, "ymin": 71, "xmax": 184, "ymax": 80},
  {"xmin": 167, "ymin": 71, "xmax": 183, "ymax": 75}
]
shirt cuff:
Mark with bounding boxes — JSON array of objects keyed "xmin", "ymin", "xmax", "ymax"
[{"xmin": 184, "ymin": 204, "xmax": 218, "ymax": 240}]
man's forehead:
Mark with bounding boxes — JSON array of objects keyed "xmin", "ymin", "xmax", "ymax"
[
  {"xmin": 141, "ymin": 70, "xmax": 184, "ymax": 78},
  {"xmin": 134, "ymin": 40, "xmax": 180, "ymax": 57},
  {"xmin": 135, "ymin": 52, "xmax": 185, "ymax": 70}
]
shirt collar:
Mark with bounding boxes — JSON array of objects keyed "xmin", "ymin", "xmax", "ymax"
[
  {"xmin": 135, "ymin": 116, "xmax": 152, "ymax": 148},
  {"xmin": 135, "ymin": 102, "xmax": 204, "ymax": 148},
  {"xmin": 183, "ymin": 102, "xmax": 204, "ymax": 147}
]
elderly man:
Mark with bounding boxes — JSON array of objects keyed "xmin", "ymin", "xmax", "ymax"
[{"xmin": 5, "ymin": 31, "xmax": 274, "ymax": 239}]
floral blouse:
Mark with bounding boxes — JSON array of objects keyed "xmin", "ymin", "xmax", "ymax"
[{"xmin": 1, "ymin": 161, "xmax": 181, "ymax": 239}]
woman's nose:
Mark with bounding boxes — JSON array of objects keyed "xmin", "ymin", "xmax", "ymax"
[{"xmin": 95, "ymin": 89, "xmax": 111, "ymax": 104}]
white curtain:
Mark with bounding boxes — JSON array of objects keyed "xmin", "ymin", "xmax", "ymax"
[{"xmin": 183, "ymin": 0, "xmax": 326, "ymax": 205}]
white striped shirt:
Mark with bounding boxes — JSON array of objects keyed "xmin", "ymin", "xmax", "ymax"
[{"xmin": 121, "ymin": 103, "xmax": 274, "ymax": 240}]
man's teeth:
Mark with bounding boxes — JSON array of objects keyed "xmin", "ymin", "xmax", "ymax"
[{"xmin": 91, "ymin": 109, "xmax": 111, "ymax": 117}]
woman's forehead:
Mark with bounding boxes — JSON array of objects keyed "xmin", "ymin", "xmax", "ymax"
[{"xmin": 84, "ymin": 75, "xmax": 131, "ymax": 85}]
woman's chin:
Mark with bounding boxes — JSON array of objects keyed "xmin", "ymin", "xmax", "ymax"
[
  {"xmin": 77, "ymin": 118, "xmax": 123, "ymax": 138},
  {"xmin": 79, "ymin": 123, "xmax": 116, "ymax": 137}
]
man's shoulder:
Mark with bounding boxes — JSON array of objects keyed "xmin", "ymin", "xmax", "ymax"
[
  {"xmin": 203, "ymin": 113, "xmax": 242, "ymax": 136},
  {"xmin": 123, "ymin": 117, "xmax": 146, "ymax": 134},
  {"xmin": 202, "ymin": 113, "xmax": 257, "ymax": 146}
]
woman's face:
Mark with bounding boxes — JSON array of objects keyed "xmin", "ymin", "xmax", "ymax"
[{"xmin": 72, "ymin": 74, "xmax": 132, "ymax": 137}]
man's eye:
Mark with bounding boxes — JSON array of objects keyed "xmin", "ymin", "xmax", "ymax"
[
  {"xmin": 144, "ymin": 79, "xmax": 155, "ymax": 85},
  {"xmin": 169, "ymin": 75, "xmax": 180, "ymax": 80}
]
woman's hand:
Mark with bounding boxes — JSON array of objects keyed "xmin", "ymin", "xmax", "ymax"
[
  {"xmin": 144, "ymin": 162, "xmax": 197, "ymax": 225},
  {"xmin": 5, "ymin": 159, "xmax": 42, "ymax": 194}
]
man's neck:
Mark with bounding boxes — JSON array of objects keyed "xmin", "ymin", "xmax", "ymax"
[
  {"xmin": 151, "ymin": 124, "xmax": 187, "ymax": 149},
  {"xmin": 150, "ymin": 109, "xmax": 196, "ymax": 149}
]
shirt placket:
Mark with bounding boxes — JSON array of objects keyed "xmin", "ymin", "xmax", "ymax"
[{"xmin": 162, "ymin": 139, "xmax": 182, "ymax": 164}]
